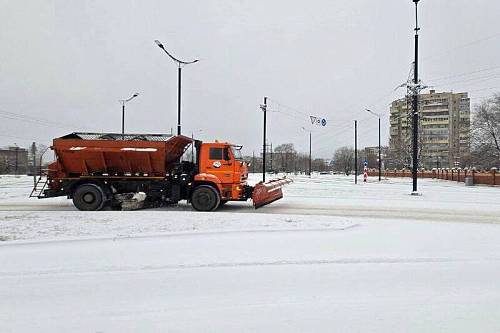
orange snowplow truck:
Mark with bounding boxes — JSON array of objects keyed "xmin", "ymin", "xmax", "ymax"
[{"xmin": 32, "ymin": 132, "xmax": 291, "ymax": 211}]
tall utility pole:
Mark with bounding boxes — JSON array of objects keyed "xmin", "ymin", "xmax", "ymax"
[
  {"xmin": 301, "ymin": 127, "xmax": 312, "ymax": 177},
  {"xmin": 190, "ymin": 129, "xmax": 202, "ymax": 163},
  {"xmin": 378, "ymin": 116, "xmax": 381, "ymax": 181},
  {"xmin": 31, "ymin": 142, "xmax": 37, "ymax": 186},
  {"xmin": 354, "ymin": 120, "xmax": 358, "ymax": 184},
  {"xmin": 252, "ymin": 151, "xmax": 255, "ymax": 174},
  {"xmin": 119, "ymin": 93, "xmax": 139, "ymax": 139},
  {"xmin": 309, "ymin": 131, "xmax": 312, "ymax": 177},
  {"xmin": 411, "ymin": 0, "xmax": 420, "ymax": 193},
  {"xmin": 191, "ymin": 132, "xmax": 195, "ymax": 163},
  {"xmin": 178, "ymin": 66, "xmax": 182, "ymax": 135},
  {"xmin": 155, "ymin": 40, "xmax": 199, "ymax": 136},
  {"xmin": 14, "ymin": 144, "xmax": 19, "ymax": 176},
  {"xmin": 261, "ymin": 97, "xmax": 268, "ymax": 182},
  {"xmin": 122, "ymin": 104, "xmax": 125, "ymax": 136},
  {"xmin": 366, "ymin": 109, "xmax": 382, "ymax": 181},
  {"xmin": 270, "ymin": 142, "xmax": 273, "ymax": 172}
]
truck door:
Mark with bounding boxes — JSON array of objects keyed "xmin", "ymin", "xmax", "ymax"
[{"xmin": 206, "ymin": 146, "xmax": 234, "ymax": 184}]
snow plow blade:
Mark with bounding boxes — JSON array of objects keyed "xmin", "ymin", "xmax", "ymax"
[{"xmin": 252, "ymin": 178, "xmax": 293, "ymax": 209}]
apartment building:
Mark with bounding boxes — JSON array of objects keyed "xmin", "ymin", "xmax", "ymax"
[{"xmin": 388, "ymin": 90, "xmax": 470, "ymax": 169}]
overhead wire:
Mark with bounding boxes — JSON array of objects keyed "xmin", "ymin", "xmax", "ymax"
[
  {"xmin": 421, "ymin": 31, "xmax": 500, "ymax": 63},
  {"xmin": 0, "ymin": 107, "xmax": 91, "ymax": 131},
  {"xmin": 426, "ymin": 65, "xmax": 500, "ymax": 83},
  {"xmin": 266, "ymin": 92, "xmax": 395, "ymax": 157}
]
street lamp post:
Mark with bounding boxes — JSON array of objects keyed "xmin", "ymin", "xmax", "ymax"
[
  {"xmin": 355, "ymin": 120, "xmax": 358, "ymax": 184},
  {"xmin": 366, "ymin": 109, "xmax": 382, "ymax": 181},
  {"xmin": 411, "ymin": 0, "xmax": 421, "ymax": 194},
  {"xmin": 119, "ymin": 93, "xmax": 139, "ymax": 139},
  {"xmin": 154, "ymin": 40, "xmax": 199, "ymax": 136}
]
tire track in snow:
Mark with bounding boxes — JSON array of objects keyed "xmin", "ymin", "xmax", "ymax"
[
  {"xmin": 0, "ymin": 223, "xmax": 361, "ymax": 247},
  {"xmin": 2, "ymin": 201, "xmax": 499, "ymax": 224},
  {"xmin": 0, "ymin": 257, "xmax": 484, "ymax": 279},
  {"xmin": 248, "ymin": 204, "xmax": 500, "ymax": 224}
]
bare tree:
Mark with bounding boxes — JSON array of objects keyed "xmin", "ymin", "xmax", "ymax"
[
  {"xmin": 333, "ymin": 146, "xmax": 354, "ymax": 175},
  {"xmin": 471, "ymin": 94, "xmax": 500, "ymax": 168},
  {"xmin": 274, "ymin": 143, "xmax": 297, "ymax": 173}
]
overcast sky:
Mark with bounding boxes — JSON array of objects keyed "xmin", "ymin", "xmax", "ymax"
[{"xmin": 1, "ymin": 0, "xmax": 500, "ymax": 157}]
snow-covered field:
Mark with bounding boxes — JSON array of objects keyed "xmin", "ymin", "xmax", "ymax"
[{"xmin": 1, "ymin": 174, "xmax": 500, "ymax": 332}]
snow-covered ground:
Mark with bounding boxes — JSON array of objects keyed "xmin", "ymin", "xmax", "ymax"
[{"xmin": 1, "ymin": 174, "xmax": 500, "ymax": 332}]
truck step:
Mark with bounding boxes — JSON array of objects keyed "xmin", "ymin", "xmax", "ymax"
[{"xmin": 29, "ymin": 176, "xmax": 49, "ymax": 199}]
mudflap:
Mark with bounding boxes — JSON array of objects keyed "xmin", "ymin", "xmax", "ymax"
[{"xmin": 252, "ymin": 178, "xmax": 293, "ymax": 209}]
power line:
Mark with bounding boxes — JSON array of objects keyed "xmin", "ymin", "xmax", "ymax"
[
  {"xmin": 0, "ymin": 133, "xmax": 49, "ymax": 143},
  {"xmin": 265, "ymin": 87, "xmax": 400, "ymax": 158},
  {"xmin": 266, "ymin": 98, "xmax": 311, "ymax": 119},
  {"xmin": 430, "ymin": 72, "xmax": 500, "ymax": 88},
  {"xmin": 426, "ymin": 65, "xmax": 500, "ymax": 83},
  {"xmin": 421, "ymin": 31, "xmax": 500, "ymax": 63},
  {"xmin": 309, "ymin": 117, "xmax": 379, "ymax": 154},
  {"xmin": 0, "ymin": 107, "xmax": 90, "ymax": 130},
  {"xmin": 467, "ymin": 87, "xmax": 500, "ymax": 94}
]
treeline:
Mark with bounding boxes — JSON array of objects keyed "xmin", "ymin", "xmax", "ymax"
[{"xmin": 245, "ymin": 143, "xmax": 330, "ymax": 174}]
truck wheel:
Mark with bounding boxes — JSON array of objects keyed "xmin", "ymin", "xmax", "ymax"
[
  {"xmin": 191, "ymin": 185, "xmax": 220, "ymax": 211},
  {"xmin": 73, "ymin": 184, "xmax": 105, "ymax": 211}
]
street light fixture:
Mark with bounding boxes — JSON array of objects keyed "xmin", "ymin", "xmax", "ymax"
[
  {"xmin": 154, "ymin": 39, "xmax": 199, "ymax": 136},
  {"xmin": 365, "ymin": 109, "xmax": 382, "ymax": 181},
  {"xmin": 301, "ymin": 127, "xmax": 312, "ymax": 177},
  {"xmin": 119, "ymin": 93, "xmax": 139, "ymax": 139}
]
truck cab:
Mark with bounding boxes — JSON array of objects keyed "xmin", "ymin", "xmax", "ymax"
[{"xmin": 192, "ymin": 142, "xmax": 250, "ymax": 208}]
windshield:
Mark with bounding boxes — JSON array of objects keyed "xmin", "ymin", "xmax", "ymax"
[{"xmin": 231, "ymin": 145, "xmax": 243, "ymax": 160}]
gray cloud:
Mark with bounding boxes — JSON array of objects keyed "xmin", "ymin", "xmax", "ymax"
[{"xmin": 1, "ymin": 0, "xmax": 499, "ymax": 157}]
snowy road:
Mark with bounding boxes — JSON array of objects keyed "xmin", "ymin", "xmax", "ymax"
[
  {"xmin": 2, "ymin": 222, "xmax": 500, "ymax": 332},
  {"xmin": 1, "ymin": 174, "xmax": 500, "ymax": 332},
  {"xmin": 1, "ymin": 174, "xmax": 499, "ymax": 224}
]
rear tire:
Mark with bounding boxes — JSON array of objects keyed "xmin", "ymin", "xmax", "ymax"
[
  {"xmin": 191, "ymin": 185, "xmax": 220, "ymax": 211},
  {"xmin": 72, "ymin": 184, "xmax": 106, "ymax": 211}
]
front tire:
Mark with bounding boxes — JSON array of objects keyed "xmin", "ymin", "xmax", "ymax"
[
  {"xmin": 72, "ymin": 183, "xmax": 106, "ymax": 211},
  {"xmin": 191, "ymin": 185, "xmax": 220, "ymax": 211}
]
